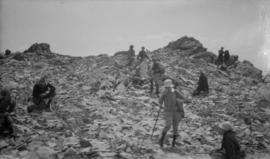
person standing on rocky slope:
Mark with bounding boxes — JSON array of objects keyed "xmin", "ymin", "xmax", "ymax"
[
  {"xmin": 224, "ymin": 50, "xmax": 230, "ymax": 66},
  {"xmin": 211, "ymin": 122, "xmax": 245, "ymax": 159},
  {"xmin": 137, "ymin": 47, "xmax": 149, "ymax": 63},
  {"xmin": 149, "ymin": 58, "xmax": 165, "ymax": 95},
  {"xmin": 193, "ymin": 71, "xmax": 209, "ymax": 96},
  {"xmin": 158, "ymin": 79, "xmax": 185, "ymax": 148},
  {"xmin": 0, "ymin": 89, "xmax": 16, "ymax": 137},
  {"xmin": 217, "ymin": 47, "xmax": 225, "ymax": 67},
  {"xmin": 27, "ymin": 76, "xmax": 56, "ymax": 113},
  {"xmin": 128, "ymin": 45, "xmax": 135, "ymax": 66}
]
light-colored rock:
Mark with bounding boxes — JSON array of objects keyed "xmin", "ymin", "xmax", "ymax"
[{"xmin": 113, "ymin": 50, "xmax": 135, "ymax": 67}]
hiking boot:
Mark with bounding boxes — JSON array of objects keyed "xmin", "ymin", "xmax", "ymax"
[{"xmin": 159, "ymin": 131, "xmax": 166, "ymax": 148}]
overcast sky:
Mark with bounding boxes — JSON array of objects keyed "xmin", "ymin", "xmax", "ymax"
[{"xmin": 0, "ymin": 0, "xmax": 269, "ymax": 73}]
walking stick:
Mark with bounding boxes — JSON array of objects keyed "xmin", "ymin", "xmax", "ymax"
[{"xmin": 151, "ymin": 106, "xmax": 162, "ymax": 140}]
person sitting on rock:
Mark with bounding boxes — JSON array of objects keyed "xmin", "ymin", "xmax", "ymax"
[
  {"xmin": 137, "ymin": 47, "xmax": 149, "ymax": 63},
  {"xmin": 0, "ymin": 89, "xmax": 16, "ymax": 137},
  {"xmin": 149, "ymin": 58, "xmax": 165, "ymax": 95},
  {"xmin": 211, "ymin": 122, "xmax": 245, "ymax": 159},
  {"xmin": 193, "ymin": 71, "xmax": 209, "ymax": 96},
  {"xmin": 27, "ymin": 76, "xmax": 56, "ymax": 113},
  {"xmin": 159, "ymin": 79, "xmax": 185, "ymax": 148},
  {"xmin": 224, "ymin": 50, "xmax": 230, "ymax": 65}
]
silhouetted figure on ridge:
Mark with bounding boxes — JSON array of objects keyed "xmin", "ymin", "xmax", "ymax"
[
  {"xmin": 224, "ymin": 50, "xmax": 230, "ymax": 65},
  {"xmin": 137, "ymin": 46, "xmax": 149, "ymax": 63},
  {"xmin": 217, "ymin": 47, "xmax": 225, "ymax": 67},
  {"xmin": 5, "ymin": 49, "xmax": 11, "ymax": 56}
]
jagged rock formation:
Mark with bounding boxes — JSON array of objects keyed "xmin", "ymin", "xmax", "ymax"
[
  {"xmin": 24, "ymin": 43, "xmax": 51, "ymax": 53},
  {"xmin": 166, "ymin": 36, "xmax": 205, "ymax": 52},
  {"xmin": 0, "ymin": 37, "xmax": 269, "ymax": 159},
  {"xmin": 234, "ymin": 60, "xmax": 263, "ymax": 81}
]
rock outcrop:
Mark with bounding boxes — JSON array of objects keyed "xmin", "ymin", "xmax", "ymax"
[
  {"xmin": 112, "ymin": 50, "xmax": 135, "ymax": 67},
  {"xmin": 24, "ymin": 43, "xmax": 51, "ymax": 53},
  {"xmin": 191, "ymin": 51, "xmax": 216, "ymax": 63},
  {"xmin": 166, "ymin": 36, "xmax": 206, "ymax": 53}
]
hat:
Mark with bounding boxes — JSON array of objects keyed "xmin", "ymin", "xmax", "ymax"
[
  {"xmin": 219, "ymin": 121, "xmax": 234, "ymax": 131},
  {"xmin": 141, "ymin": 46, "xmax": 145, "ymax": 49},
  {"xmin": 164, "ymin": 79, "xmax": 173, "ymax": 88}
]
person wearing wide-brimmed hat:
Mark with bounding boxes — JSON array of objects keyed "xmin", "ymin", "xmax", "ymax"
[
  {"xmin": 27, "ymin": 75, "xmax": 56, "ymax": 113},
  {"xmin": 158, "ymin": 79, "xmax": 185, "ymax": 148},
  {"xmin": 211, "ymin": 121, "xmax": 245, "ymax": 159}
]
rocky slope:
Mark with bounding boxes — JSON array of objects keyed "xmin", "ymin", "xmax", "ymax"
[{"xmin": 0, "ymin": 36, "xmax": 270, "ymax": 159}]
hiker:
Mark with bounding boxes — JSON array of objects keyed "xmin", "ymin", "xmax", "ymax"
[
  {"xmin": 217, "ymin": 47, "xmax": 225, "ymax": 67},
  {"xmin": 128, "ymin": 45, "xmax": 135, "ymax": 57},
  {"xmin": 211, "ymin": 122, "xmax": 245, "ymax": 159},
  {"xmin": 150, "ymin": 58, "xmax": 165, "ymax": 95},
  {"xmin": 193, "ymin": 71, "xmax": 209, "ymax": 96},
  {"xmin": 5, "ymin": 49, "xmax": 11, "ymax": 56},
  {"xmin": 224, "ymin": 50, "xmax": 230, "ymax": 65},
  {"xmin": 137, "ymin": 47, "xmax": 149, "ymax": 63},
  {"xmin": 0, "ymin": 89, "xmax": 16, "ymax": 137},
  {"xmin": 27, "ymin": 76, "xmax": 56, "ymax": 113},
  {"xmin": 159, "ymin": 79, "xmax": 185, "ymax": 148}
]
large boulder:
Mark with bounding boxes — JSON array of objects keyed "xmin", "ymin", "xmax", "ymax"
[
  {"xmin": 234, "ymin": 60, "xmax": 262, "ymax": 81},
  {"xmin": 227, "ymin": 55, "xmax": 239, "ymax": 66},
  {"xmin": 191, "ymin": 51, "xmax": 217, "ymax": 63},
  {"xmin": 166, "ymin": 36, "xmax": 205, "ymax": 52},
  {"xmin": 24, "ymin": 43, "xmax": 51, "ymax": 53},
  {"xmin": 112, "ymin": 50, "xmax": 135, "ymax": 67},
  {"xmin": 258, "ymin": 83, "xmax": 270, "ymax": 103}
]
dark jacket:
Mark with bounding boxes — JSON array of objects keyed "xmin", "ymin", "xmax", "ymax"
[
  {"xmin": 159, "ymin": 88, "xmax": 184, "ymax": 112},
  {"xmin": 128, "ymin": 49, "xmax": 135, "ymax": 57},
  {"xmin": 221, "ymin": 130, "xmax": 242, "ymax": 159},
  {"xmin": 33, "ymin": 83, "xmax": 55, "ymax": 99},
  {"xmin": 137, "ymin": 50, "xmax": 149, "ymax": 61},
  {"xmin": 224, "ymin": 51, "xmax": 230, "ymax": 62}
]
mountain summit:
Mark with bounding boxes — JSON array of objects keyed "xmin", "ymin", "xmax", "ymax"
[{"xmin": 0, "ymin": 36, "xmax": 269, "ymax": 158}]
